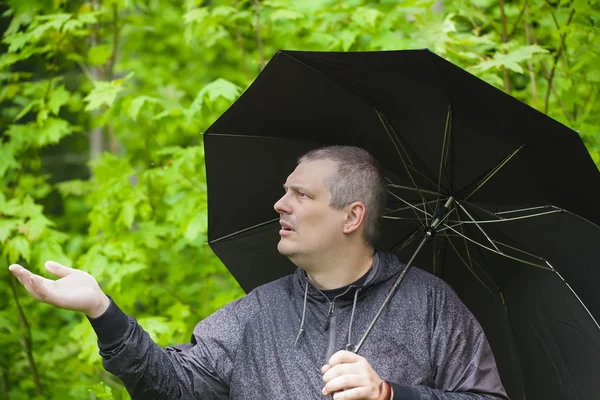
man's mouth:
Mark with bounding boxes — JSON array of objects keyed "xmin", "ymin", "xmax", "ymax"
[{"xmin": 279, "ymin": 221, "xmax": 295, "ymax": 233}]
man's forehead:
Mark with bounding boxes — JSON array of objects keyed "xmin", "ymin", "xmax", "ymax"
[{"xmin": 285, "ymin": 159, "xmax": 336, "ymax": 186}]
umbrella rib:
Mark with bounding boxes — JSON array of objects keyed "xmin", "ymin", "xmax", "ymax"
[
  {"xmin": 434, "ymin": 106, "xmax": 452, "ymax": 219},
  {"xmin": 456, "ymin": 201, "xmax": 501, "ymax": 253},
  {"xmin": 547, "ymin": 261, "xmax": 600, "ymax": 332},
  {"xmin": 439, "ymin": 209, "xmax": 562, "ymax": 230},
  {"xmin": 463, "ymin": 146, "xmax": 523, "ymax": 202},
  {"xmin": 439, "ymin": 234, "xmax": 550, "ymax": 265},
  {"xmin": 442, "ymin": 231, "xmax": 501, "ymax": 301},
  {"xmin": 386, "ymin": 179, "xmax": 426, "ymax": 224},
  {"xmin": 493, "ymin": 240, "xmax": 549, "ymax": 260},
  {"xmin": 203, "ymin": 133, "xmax": 280, "ymax": 139},
  {"xmin": 387, "ymin": 189, "xmax": 434, "ymax": 222},
  {"xmin": 386, "ymin": 199, "xmax": 440, "ymax": 215},
  {"xmin": 208, "ymin": 217, "xmax": 280, "ymax": 244},
  {"xmin": 389, "ymin": 226, "xmax": 422, "ymax": 252},
  {"xmin": 441, "ymin": 224, "xmax": 551, "ymax": 270},
  {"xmin": 376, "ymin": 110, "xmax": 436, "ymax": 218},
  {"xmin": 496, "ymin": 205, "xmax": 558, "ymax": 215},
  {"xmin": 454, "ymin": 210, "xmax": 504, "ymax": 293},
  {"xmin": 388, "ymin": 184, "xmax": 441, "ymax": 197},
  {"xmin": 383, "ymin": 216, "xmax": 428, "ymax": 222},
  {"xmin": 375, "ymin": 111, "xmax": 441, "ymax": 190}
]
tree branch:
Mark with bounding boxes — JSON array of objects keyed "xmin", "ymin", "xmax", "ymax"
[
  {"xmin": 544, "ymin": 8, "xmax": 575, "ymax": 114},
  {"xmin": 577, "ymin": 86, "xmax": 594, "ymax": 120},
  {"xmin": 10, "ymin": 276, "xmax": 43, "ymax": 395},
  {"xmin": 544, "ymin": 1, "xmax": 573, "ymax": 66},
  {"xmin": 107, "ymin": 4, "xmax": 120, "ymax": 81},
  {"xmin": 524, "ymin": 2, "xmax": 538, "ymax": 109},
  {"xmin": 253, "ymin": 0, "xmax": 264, "ymax": 70},
  {"xmin": 108, "ymin": 122, "xmax": 117, "ymax": 154},
  {"xmin": 540, "ymin": 61, "xmax": 572, "ymax": 121},
  {"xmin": 234, "ymin": 0, "xmax": 251, "ymax": 82},
  {"xmin": 499, "ymin": 0, "xmax": 511, "ymax": 94},
  {"xmin": 507, "ymin": 0, "xmax": 527, "ymax": 40}
]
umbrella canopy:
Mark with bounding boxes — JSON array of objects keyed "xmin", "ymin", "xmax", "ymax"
[{"xmin": 203, "ymin": 50, "xmax": 600, "ymax": 400}]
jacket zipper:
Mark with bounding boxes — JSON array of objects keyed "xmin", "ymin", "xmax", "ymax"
[
  {"xmin": 324, "ymin": 301, "xmax": 336, "ymax": 362},
  {"xmin": 303, "ymin": 277, "xmax": 359, "ymax": 363},
  {"xmin": 320, "ymin": 287, "xmax": 355, "ymax": 362}
]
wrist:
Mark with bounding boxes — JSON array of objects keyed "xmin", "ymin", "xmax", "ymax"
[
  {"xmin": 86, "ymin": 294, "xmax": 110, "ymax": 318},
  {"xmin": 377, "ymin": 380, "xmax": 392, "ymax": 400}
]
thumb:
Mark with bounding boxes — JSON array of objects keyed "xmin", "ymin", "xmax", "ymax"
[{"xmin": 45, "ymin": 261, "xmax": 75, "ymax": 278}]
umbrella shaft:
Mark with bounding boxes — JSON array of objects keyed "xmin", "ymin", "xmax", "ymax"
[{"xmin": 353, "ymin": 196, "xmax": 454, "ymax": 353}]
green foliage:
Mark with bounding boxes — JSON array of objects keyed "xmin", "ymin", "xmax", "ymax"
[{"xmin": 0, "ymin": 0, "xmax": 598, "ymax": 398}]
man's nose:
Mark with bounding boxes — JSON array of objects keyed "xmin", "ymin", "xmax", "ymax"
[{"xmin": 274, "ymin": 193, "xmax": 291, "ymax": 214}]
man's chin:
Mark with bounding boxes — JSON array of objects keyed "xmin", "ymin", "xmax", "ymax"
[{"xmin": 277, "ymin": 240, "xmax": 298, "ymax": 258}]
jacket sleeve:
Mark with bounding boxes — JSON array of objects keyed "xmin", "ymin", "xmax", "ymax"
[
  {"xmin": 388, "ymin": 282, "xmax": 509, "ymax": 400},
  {"xmin": 89, "ymin": 295, "xmax": 244, "ymax": 400}
]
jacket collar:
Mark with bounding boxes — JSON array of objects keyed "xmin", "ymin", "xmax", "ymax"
[{"xmin": 293, "ymin": 250, "xmax": 404, "ymax": 304}]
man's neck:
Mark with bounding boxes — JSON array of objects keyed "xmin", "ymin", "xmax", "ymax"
[{"xmin": 304, "ymin": 247, "xmax": 375, "ymax": 290}]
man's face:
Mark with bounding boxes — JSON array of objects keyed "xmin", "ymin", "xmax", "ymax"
[{"xmin": 274, "ymin": 159, "xmax": 346, "ymax": 262}]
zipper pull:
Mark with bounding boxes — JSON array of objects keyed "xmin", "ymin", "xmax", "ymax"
[{"xmin": 323, "ymin": 302, "xmax": 334, "ymax": 331}]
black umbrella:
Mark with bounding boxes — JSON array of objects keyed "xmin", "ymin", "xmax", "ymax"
[{"xmin": 203, "ymin": 50, "xmax": 600, "ymax": 400}]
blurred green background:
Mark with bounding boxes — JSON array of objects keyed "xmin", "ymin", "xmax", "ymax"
[{"xmin": 1, "ymin": 0, "xmax": 598, "ymax": 398}]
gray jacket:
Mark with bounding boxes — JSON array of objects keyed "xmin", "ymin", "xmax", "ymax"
[{"xmin": 92, "ymin": 251, "xmax": 508, "ymax": 399}]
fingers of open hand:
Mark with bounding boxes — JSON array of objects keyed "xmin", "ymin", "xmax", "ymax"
[
  {"xmin": 44, "ymin": 261, "xmax": 75, "ymax": 278},
  {"xmin": 9, "ymin": 264, "xmax": 52, "ymax": 303}
]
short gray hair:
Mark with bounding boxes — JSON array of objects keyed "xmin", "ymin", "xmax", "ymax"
[{"xmin": 299, "ymin": 146, "xmax": 387, "ymax": 246}]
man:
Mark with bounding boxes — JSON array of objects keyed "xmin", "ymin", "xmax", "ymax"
[{"xmin": 9, "ymin": 146, "xmax": 508, "ymax": 399}]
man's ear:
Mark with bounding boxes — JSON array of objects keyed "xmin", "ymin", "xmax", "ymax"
[{"xmin": 343, "ymin": 202, "xmax": 366, "ymax": 234}]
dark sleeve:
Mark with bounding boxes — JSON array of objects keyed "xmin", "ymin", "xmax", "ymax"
[
  {"xmin": 387, "ymin": 283, "xmax": 509, "ymax": 400},
  {"xmin": 88, "ymin": 295, "xmax": 244, "ymax": 400}
]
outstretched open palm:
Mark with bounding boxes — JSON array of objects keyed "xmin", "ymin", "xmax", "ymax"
[{"xmin": 9, "ymin": 261, "xmax": 109, "ymax": 318}]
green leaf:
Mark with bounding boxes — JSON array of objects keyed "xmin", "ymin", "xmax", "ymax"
[
  {"xmin": 3, "ymin": 31, "xmax": 32, "ymax": 52},
  {"xmin": 77, "ymin": 12, "xmax": 100, "ymax": 25},
  {"xmin": 0, "ymin": 219, "xmax": 19, "ymax": 243},
  {"xmin": 128, "ymin": 95, "xmax": 160, "ymax": 120},
  {"xmin": 183, "ymin": 212, "xmax": 206, "ymax": 242},
  {"xmin": 471, "ymin": 45, "xmax": 549, "ymax": 74},
  {"xmin": 37, "ymin": 117, "xmax": 73, "ymax": 146},
  {"xmin": 23, "ymin": 214, "xmax": 54, "ymax": 240},
  {"xmin": 270, "ymin": 9, "xmax": 305, "ymax": 22},
  {"xmin": 88, "ymin": 44, "xmax": 112, "ymax": 66},
  {"xmin": 14, "ymin": 99, "xmax": 42, "ymax": 122},
  {"xmin": 119, "ymin": 200, "xmax": 136, "ymax": 229},
  {"xmin": 137, "ymin": 316, "xmax": 171, "ymax": 343},
  {"xmin": 30, "ymin": 13, "xmax": 72, "ymax": 39},
  {"xmin": 83, "ymin": 80, "xmax": 124, "ymax": 111},
  {"xmin": 351, "ymin": 7, "xmax": 383, "ymax": 28},
  {"xmin": 186, "ymin": 78, "xmax": 241, "ymax": 119},
  {"xmin": 5, "ymin": 235, "xmax": 31, "ymax": 264},
  {"xmin": 183, "ymin": 8, "xmax": 209, "ymax": 24},
  {"xmin": 0, "ymin": 145, "xmax": 19, "ymax": 177},
  {"xmin": 56, "ymin": 179, "xmax": 88, "ymax": 197},
  {"xmin": 48, "ymin": 85, "xmax": 70, "ymax": 115},
  {"xmin": 62, "ymin": 18, "xmax": 84, "ymax": 33},
  {"xmin": 32, "ymin": 239, "xmax": 71, "ymax": 266},
  {"xmin": 202, "ymin": 78, "xmax": 242, "ymax": 102},
  {"xmin": 338, "ymin": 29, "xmax": 358, "ymax": 51},
  {"xmin": 212, "ymin": 6, "xmax": 237, "ymax": 18}
]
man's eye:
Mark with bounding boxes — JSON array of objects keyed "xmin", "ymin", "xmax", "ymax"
[{"xmin": 298, "ymin": 192, "xmax": 308, "ymax": 198}]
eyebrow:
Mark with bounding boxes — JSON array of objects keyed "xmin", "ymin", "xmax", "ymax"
[{"xmin": 283, "ymin": 184, "xmax": 310, "ymax": 193}]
